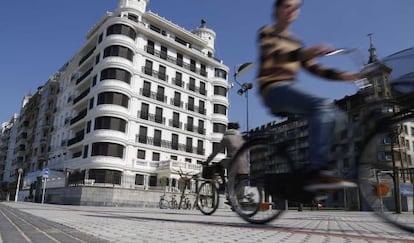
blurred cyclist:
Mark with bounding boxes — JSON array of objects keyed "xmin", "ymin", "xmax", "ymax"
[{"xmin": 257, "ymin": 0, "xmax": 359, "ymax": 191}]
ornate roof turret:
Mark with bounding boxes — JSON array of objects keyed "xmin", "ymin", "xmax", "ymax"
[{"xmin": 367, "ymin": 33, "xmax": 379, "ymax": 64}]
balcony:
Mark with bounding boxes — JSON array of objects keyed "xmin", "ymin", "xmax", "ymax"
[
  {"xmin": 70, "ymin": 109, "xmax": 87, "ymax": 125},
  {"xmin": 141, "ymin": 66, "xmax": 168, "ymax": 82},
  {"xmin": 139, "ymin": 89, "xmax": 167, "ymax": 103},
  {"xmin": 73, "ymin": 88, "xmax": 90, "ymax": 105}
]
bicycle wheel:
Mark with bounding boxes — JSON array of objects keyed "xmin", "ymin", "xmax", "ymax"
[
  {"xmin": 168, "ymin": 199, "xmax": 178, "ymax": 209},
  {"xmin": 228, "ymin": 139, "xmax": 286, "ymax": 224},
  {"xmin": 197, "ymin": 181, "xmax": 219, "ymax": 215},
  {"xmin": 358, "ymin": 111, "xmax": 414, "ymax": 233}
]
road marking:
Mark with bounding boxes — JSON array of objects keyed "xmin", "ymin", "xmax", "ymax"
[{"xmin": 0, "ymin": 208, "xmax": 33, "ymax": 243}]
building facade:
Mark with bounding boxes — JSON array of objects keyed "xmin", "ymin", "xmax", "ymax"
[{"xmin": 0, "ymin": 0, "xmax": 230, "ymax": 205}]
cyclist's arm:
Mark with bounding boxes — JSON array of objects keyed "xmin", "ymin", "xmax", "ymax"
[
  {"xmin": 301, "ymin": 59, "xmax": 347, "ymax": 80},
  {"xmin": 205, "ymin": 139, "xmax": 226, "ymax": 164}
]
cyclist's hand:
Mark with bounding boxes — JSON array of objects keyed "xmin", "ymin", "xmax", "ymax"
[
  {"xmin": 303, "ymin": 44, "xmax": 333, "ymax": 60},
  {"xmin": 338, "ymin": 72, "xmax": 360, "ymax": 81}
]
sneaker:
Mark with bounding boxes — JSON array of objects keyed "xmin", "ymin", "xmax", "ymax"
[
  {"xmin": 303, "ymin": 172, "xmax": 357, "ymax": 192},
  {"xmin": 224, "ymin": 200, "xmax": 232, "ymax": 206}
]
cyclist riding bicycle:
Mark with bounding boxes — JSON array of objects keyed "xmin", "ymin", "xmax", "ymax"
[
  {"xmin": 257, "ymin": 0, "xmax": 359, "ymax": 191},
  {"xmin": 204, "ymin": 122, "xmax": 249, "ymax": 200}
]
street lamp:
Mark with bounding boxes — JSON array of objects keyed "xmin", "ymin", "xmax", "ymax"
[
  {"xmin": 233, "ymin": 62, "xmax": 255, "ymax": 135},
  {"xmin": 14, "ymin": 168, "xmax": 23, "ymax": 202}
]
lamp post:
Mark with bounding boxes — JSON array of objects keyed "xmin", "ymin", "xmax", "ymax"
[
  {"xmin": 14, "ymin": 168, "xmax": 23, "ymax": 202},
  {"xmin": 390, "ymin": 125, "xmax": 403, "ymax": 214},
  {"xmin": 233, "ymin": 62, "xmax": 254, "ymax": 135}
]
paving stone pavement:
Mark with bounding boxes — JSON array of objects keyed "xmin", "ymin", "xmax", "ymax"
[{"xmin": 1, "ymin": 202, "xmax": 414, "ymax": 243}]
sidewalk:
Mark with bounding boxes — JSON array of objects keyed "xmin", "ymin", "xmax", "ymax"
[{"xmin": 1, "ymin": 202, "xmax": 414, "ymax": 243}]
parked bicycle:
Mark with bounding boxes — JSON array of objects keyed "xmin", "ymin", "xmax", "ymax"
[
  {"xmin": 227, "ymin": 48, "xmax": 414, "ymax": 233},
  {"xmin": 181, "ymin": 196, "xmax": 192, "ymax": 210},
  {"xmin": 159, "ymin": 193, "xmax": 168, "ymax": 209},
  {"xmin": 168, "ymin": 194, "xmax": 178, "ymax": 209}
]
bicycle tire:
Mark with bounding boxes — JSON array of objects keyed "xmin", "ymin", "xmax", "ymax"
[
  {"xmin": 358, "ymin": 110, "xmax": 414, "ymax": 233},
  {"xmin": 228, "ymin": 139, "xmax": 285, "ymax": 224},
  {"xmin": 197, "ymin": 181, "xmax": 219, "ymax": 215},
  {"xmin": 168, "ymin": 199, "xmax": 178, "ymax": 209}
]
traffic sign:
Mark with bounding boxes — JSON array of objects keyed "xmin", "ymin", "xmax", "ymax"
[{"xmin": 42, "ymin": 168, "xmax": 49, "ymax": 178}]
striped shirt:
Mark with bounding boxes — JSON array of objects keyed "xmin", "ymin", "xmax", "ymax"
[{"xmin": 257, "ymin": 25, "xmax": 346, "ymax": 97}]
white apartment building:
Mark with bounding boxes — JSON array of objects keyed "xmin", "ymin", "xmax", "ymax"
[{"xmin": 46, "ymin": 0, "xmax": 229, "ymax": 197}]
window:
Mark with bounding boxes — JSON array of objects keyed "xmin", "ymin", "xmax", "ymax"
[
  {"xmin": 89, "ymin": 169, "xmax": 122, "ymax": 184},
  {"xmin": 106, "ymin": 24, "xmax": 136, "ymax": 40},
  {"xmin": 128, "ymin": 13, "xmax": 138, "ymax": 22},
  {"xmin": 214, "ymin": 68, "xmax": 227, "ymax": 79},
  {"xmin": 190, "ymin": 59, "xmax": 196, "ymax": 72},
  {"xmin": 160, "ymin": 46, "xmax": 167, "ymax": 60},
  {"xmin": 199, "ymin": 81, "xmax": 206, "ymax": 95},
  {"xmin": 213, "ymin": 104, "xmax": 227, "ymax": 115},
  {"xmin": 186, "ymin": 137, "xmax": 193, "ymax": 153},
  {"xmin": 149, "ymin": 175, "xmax": 157, "ymax": 186},
  {"xmin": 174, "ymin": 72, "xmax": 183, "ymax": 86},
  {"xmin": 200, "ymin": 64, "xmax": 207, "ymax": 77},
  {"xmin": 197, "ymin": 140, "xmax": 204, "ymax": 155},
  {"xmin": 142, "ymin": 81, "xmax": 151, "ymax": 97},
  {"xmin": 154, "ymin": 129, "xmax": 161, "ymax": 147},
  {"xmin": 187, "ymin": 97, "xmax": 194, "ymax": 111},
  {"xmin": 213, "ymin": 123, "xmax": 226, "ymax": 134},
  {"xmin": 185, "ymin": 158, "xmax": 192, "ymax": 163},
  {"xmin": 91, "ymin": 142, "xmax": 124, "ymax": 158},
  {"xmin": 144, "ymin": 60, "xmax": 153, "ymax": 75},
  {"xmin": 170, "ymin": 155, "xmax": 178, "ymax": 160},
  {"xmin": 135, "ymin": 174, "xmax": 144, "ymax": 185},
  {"xmin": 186, "ymin": 116, "xmax": 194, "ymax": 131},
  {"xmin": 172, "ymin": 134, "xmax": 179, "ymax": 150},
  {"xmin": 155, "ymin": 107, "xmax": 163, "ymax": 123},
  {"xmin": 94, "ymin": 116, "xmax": 127, "ymax": 132},
  {"xmin": 103, "ymin": 45, "xmax": 134, "ymax": 61},
  {"xmin": 97, "ymin": 92, "xmax": 129, "ymax": 108},
  {"xmin": 152, "ymin": 152, "xmax": 160, "ymax": 161},
  {"xmin": 214, "ymin": 86, "xmax": 227, "ymax": 97},
  {"xmin": 189, "ymin": 77, "xmax": 196, "ymax": 91},
  {"xmin": 146, "ymin": 40, "xmax": 155, "ymax": 54},
  {"xmin": 100, "ymin": 68, "xmax": 131, "ymax": 84},
  {"xmin": 89, "ymin": 97, "xmax": 94, "ymax": 109},
  {"xmin": 140, "ymin": 103, "xmax": 149, "ymax": 120},
  {"xmin": 150, "ymin": 24, "xmax": 161, "ymax": 33},
  {"xmin": 199, "ymin": 100, "xmax": 206, "ymax": 115},
  {"xmin": 176, "ymin": 53, "xmax": 183, "ymax": 66},
  {"xmin": 156, "ymin": 86, "xmax": 165, "ymax": 102},
  {"xmin": 138, "ymin": 126, "xmax": 148, "ymax": 143},
  {"xmin": 158, "ymin": 65, "xmax": 166, "ymax": 81},
  {"xmin": 86, "ymin": 121, "xmax": 91, "ymax": 133},
  {"xmin": 175, "ymin": 36, "xmax": 187, "ymax": 46},
  {"xmin": 83, "ymin": 145, "xmax": 89, "ymax": 158},
  {"xmin": 173, "ymin": 92, "xmax": 181, "ymax": 107},
  {"xmin": 198, "ymin": 120, "xmax": 205, "ymax": 134},
  {"xmin": 137, "ymin": 149, "xmax": 145, "ymax": 159},
  {"xmin": 378, "ymin": 151, "xmax": 392, "ymax": 161},
  {"xmin": 172, "ymin": 112, "xmax": 180, "ymax": 128}
]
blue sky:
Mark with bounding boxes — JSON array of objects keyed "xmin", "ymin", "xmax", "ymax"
[{"xmin": 0, "ymin": 0, "xmax": 413, "ymax": 131}]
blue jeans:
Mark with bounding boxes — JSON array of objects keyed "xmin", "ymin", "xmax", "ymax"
[{"xmin": 264, "ymin": 82, "xmax": 347, "ymax": 171}]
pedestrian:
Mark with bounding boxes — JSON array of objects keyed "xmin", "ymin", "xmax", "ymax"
[{"xmin": 256, "ymin": 0, "xmax": 359, "ymax": 191}]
